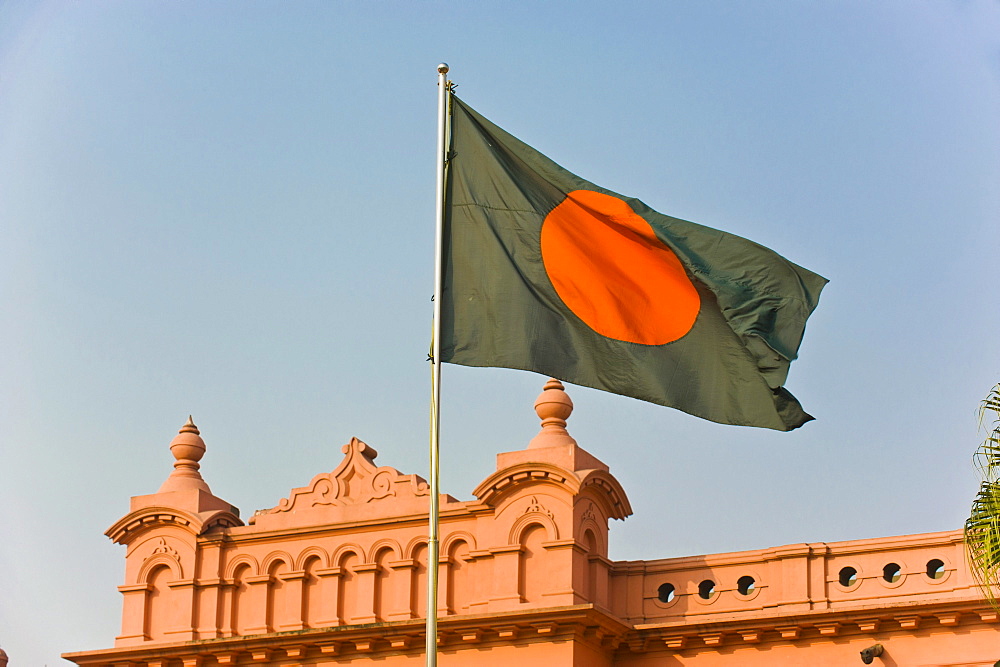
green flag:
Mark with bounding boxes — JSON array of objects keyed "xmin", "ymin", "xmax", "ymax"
[{"xmin": 440, "ymin": 96, "xmax": 827, "ymax": 431}]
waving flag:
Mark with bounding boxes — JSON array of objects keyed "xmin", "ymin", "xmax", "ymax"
[{"xmin": 440, "ymin": 96, "xmax": 826, "ymax": 431}]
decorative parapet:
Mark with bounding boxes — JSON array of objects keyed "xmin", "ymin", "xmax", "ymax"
[
  {"xmin": 612, "ymin": 529, "xmax": 973, "ymax": 626},
  {"xmin": 250, "ymin": 438, "xmax": 430, "ymax": 528}
]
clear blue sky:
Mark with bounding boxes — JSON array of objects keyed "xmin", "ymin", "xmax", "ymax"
[{"xmin": 2, "ymin": 1, "xmax": 999, "ymax": 663}]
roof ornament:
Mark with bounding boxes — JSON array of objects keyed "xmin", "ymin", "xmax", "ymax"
[
  {"xmin": 528, "ymin": 378, "xmax": 578, "ymax": 449},
  {"xmin": 158, "ymin": 416, "xmax": 211, "ymax": 493}
]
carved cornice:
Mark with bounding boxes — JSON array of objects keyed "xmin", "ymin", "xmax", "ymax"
[
  {"xmin": 59, "ymin": 595, "xmax": 1000, "ymax": 666},
  {"xmin": 473, "ymin": 463, "xmax": 630, "ymax": 521},
  {"xmin": 106, "ymin": 507, "xmax": 242, "ymax": 545},
  {"xmin": 62, "ymin": 605, "xmax": 630, "ymax": 666},
  {"xmin": 577, "ymin": 470, "xmax": 632, "ymax": 520},
  {"xmin": 473, "ymin": 462, "xmax": 580, "ymax": 506},
  {"xmin": 630, "ymin": 597, "xmax": 998, "ymax": 654}
]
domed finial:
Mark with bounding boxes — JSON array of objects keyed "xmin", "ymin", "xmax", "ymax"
[
  {"xmin": 158, "ymin": 416, "xmax": 211, "ymax": 493},
  {"xmin": 437, "ymin": 63, "xmax": 450, "ymax": 74},
  {"xmin": 528, "ymin": 378, "xmax": 577, "ymax": 449}
]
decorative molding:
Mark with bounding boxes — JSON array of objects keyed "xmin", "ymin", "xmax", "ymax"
[
  {"xmin": 857, "ymin": 619, "xmax": 880, "ymax": 633},
  {"xmin": 147, "ymin": 538, "xmax": 180, "ymax": 562},
  {"xmin": 473, "ymin": 462, "xmax": 577, "ymax": 505},
  {"xmin": 509, "ymin": 510, "xmax": 560, "ymax": 544},
  {"xmin": 578, "ymin": 470, "xmax": 632, "ymax": 520},
  {"xmin": 137, "ymin": 543, "xmax": 184, "ymax": 583},
  {"xmin": 581, "ymin": 502, "xmax": 597, "ymax": 525},
  {"xmin": 816, "ymin": 622, "xmax": 840, "ymax": 636},
  {"xmin": 253, "ymin": 438, "xmax": 429, "ymax": 519},
  {"xmin": 106, "ymin": 506, "xmax": 242, "ymax": 544},
  {"xmin": 524, "ymin": 496, "xmax": 554, "ymax": 519}
]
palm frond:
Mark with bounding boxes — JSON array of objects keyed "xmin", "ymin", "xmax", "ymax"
[{"xmin": 966, "ymin": 384, "xmax": 1000, "ymax": 610}]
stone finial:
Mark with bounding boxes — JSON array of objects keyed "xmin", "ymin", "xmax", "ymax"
[
  {"xmin": 528, "ymin": 378, "xmax": 578, "ymax": 449},
  {"xmin": 158, "ymin": 416, "xmax": 211, "ymax": 493}
]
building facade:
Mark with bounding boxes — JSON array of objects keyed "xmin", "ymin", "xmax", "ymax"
[{"xmin": 64, "ymin": 381, "xmax": 1000, "ymax": 666}]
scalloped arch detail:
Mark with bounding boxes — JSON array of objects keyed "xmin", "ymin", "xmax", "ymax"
[
  {"xmin": 369, "ymin": 538, "xmax": 402, "ymax": 562},
  {"xmin": 405, "ymin": 536, "xmax": 429, "ymax": 560},
  {"xmin": 510, "ymin": 513, "xmax": 558, "ymax": 546},
  {"xmin": 261, "ymin": 550, "xmax": 295, "ymax": 575},
  {"xmin": 137, "ymin": 553, "xmax": 183, "ymax": 584},
  {"xmin": 332, "ymin": 543, "xmax": 366, "ymax": 566},
  {"xmin": 225, "ymin": 555, "xmax": 260, "ymax": 579},
  {"xmin": 295, "ymin": 546, "xmax": 330, "ymax": 570},
  {"xmin": 442, "ymin": 531, "xmax": 478, "ymax": 556}
]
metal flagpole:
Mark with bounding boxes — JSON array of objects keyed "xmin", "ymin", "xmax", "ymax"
[{"xmin": 426, "ymin": 61, "xmax": 450, "ymax": 667}]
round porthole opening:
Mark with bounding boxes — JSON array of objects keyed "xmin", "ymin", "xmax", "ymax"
[
  {"xmin": 737, "ymin": 575, "xmax": 756, "ymax": 596},
  {"xmin": 698, "ymin": 579, "xmax": 716, "ymax": 600},
  {"xmin": 657, "ymin": 582, "xmax": 675, "ymax": 603},
  {"xmin": 926, "ymin": 559, "xmax": 945, "ymax": 580},
  {"xmin": 882, "ymin": 563, "xmax": 902, "ymax": 583},
  {"xmin": 838, "ymin": 566, "xmax": 858, "ymax": 587}
]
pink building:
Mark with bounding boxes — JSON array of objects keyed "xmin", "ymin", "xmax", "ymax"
[{"xmin": 63, "ymin": 381, "xmax": 1000, "ymax": 666}]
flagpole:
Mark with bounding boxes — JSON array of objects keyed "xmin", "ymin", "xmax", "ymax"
[{"xmin": 426, "ymin": 61, "xmax": 450, "ymax": 667}]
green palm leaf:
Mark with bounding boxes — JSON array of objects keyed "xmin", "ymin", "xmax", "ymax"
[{"xmin": 965, "ymin": 384, "xmax": 1000, "ymax": 609}]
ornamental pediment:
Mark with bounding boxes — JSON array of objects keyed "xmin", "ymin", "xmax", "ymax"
[{"xmin": 250, "ymin": 437, "xmax": 430, "ymax": 527}]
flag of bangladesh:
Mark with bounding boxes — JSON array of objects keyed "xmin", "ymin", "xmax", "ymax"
[{"xmin": 440, "ymin": 96, "xmax": 827, "ymax": 431}]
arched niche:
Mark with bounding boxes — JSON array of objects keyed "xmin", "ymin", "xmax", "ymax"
[
  {"xmin": 294, "ymin": 546, "xmax": 329, "ymax": 571},
  {"xmin": 336, "ymin": 550, "xmax": 361, "ymax": 625},
  {"xmin": 517, "ymin": 522, "xmax": 549, "ymax": 604},
  {"xmin": 509, "ymin": 510, "xmax": 560, "ymax": 546},
  {"xmin": 143, "ymin": 564, "xmax": 174, "ymax": 641},
  {"xmin": 446, "ymin": 539, "xmax": 473, "ymax": 615},
  {"xmin": 410, "ymin": 541, "xmax": 429, "ymax": 619},
  {"xmin": 265, "ymin": 557, "xmax": 290, "ymax": 632},
  {"xmin": 372, "ymin": 546, "xmax": 394, "ymax": 622},
  {"xmin": 230, "ymin": 562, "xmax": 254, "ymax": 636},
  {"xmin": 301, "ymin": 554, "xmax": 324, "ymax": 629}
]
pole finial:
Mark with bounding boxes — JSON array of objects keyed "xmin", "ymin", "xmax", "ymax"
[{"xmin": 437, "ymin": 63, "xmax": 449, "ymax": 74}]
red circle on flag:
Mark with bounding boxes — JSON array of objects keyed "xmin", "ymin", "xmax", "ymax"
[{"xmin": 541, "ymin": 190, "xmax": 700, "ymax": 345}]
